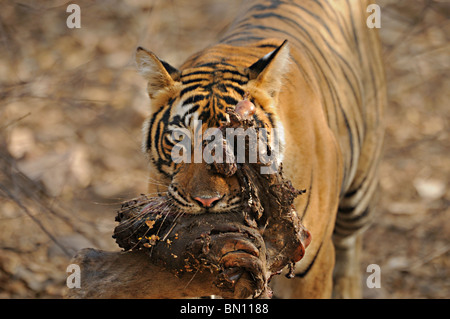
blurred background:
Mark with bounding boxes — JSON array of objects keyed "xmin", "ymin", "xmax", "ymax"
[{"xmin": 0, "ymin": 0, "xmax": 448, "ymax": 298}]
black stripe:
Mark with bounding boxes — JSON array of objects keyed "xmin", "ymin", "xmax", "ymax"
[
  {"xmin": 181, "ymin": 104, "xmax": 200, "ymax": 122},
  {"xmin": 181, "ymin": 78, "xmax": 208, "ymax": 86},
  {"xmin": 340, "ymin": 104, "xmax": 354, "ymax": 176},
  {"xmin": 346, "ymin": 0, "xmax": 359, "ymax": 47},
  {"xmin": 338, "ymin": 206, "xmax": 371, "ymax": 222},
  {"xmin": 265, "ymin": 111, "xmax": 275, "ymax": 128},
  {"xmin": 169, "ymin": 184, "xmax": 191, "ymax": 207},
  {"xmin": 289, "ymin": 1, "xmax": 333, "ymax": 37},
  {"xmin": 182, "ymin": 70, "xmax": 213, "ymax": 78},
  {"xmin": 257, "ymin": 43, "xmax": 279, "ymax": 49},
  {"xmin": 295, "ymin": 239, "xmax": 323, "ymax": 278},
  {"xmin": 156, "ymin": 119, "xmax": 167, "ymax": 161},
  {"xmin": 155, "ymin": 160, "xmax": 171, "ymax": 179},
  {"xmin": 182, "ymin": 94, "xmax": 207, "ymax": 106},
  {"xmin": 221, "ymin": 69, "xmax": 249, "ymax": 79},
  {"xmin": 222, "ymin": 34, "xmax": 266, "ymax": 44},
  {"xmin": 221, "ymin": 95, "xmax": 239, "ymax": 106},
  {"xmin": 146, "ymin": 99, "xmax": 174, "ymax": 151},
  {"xmin": 196, "ymin": 61, "xmax": 235, "ymax": 69},
  {"xmin": 199, "ymin": 108, "xmax": 211, "ymax": 121},
  {"xmin": 225, "ymin": 84, "xmax": 246, "ymax": 97},
  {"xmin": 300, "ymin": 171, "xmax": 313, "ymax": 222},
  {"xmin": 180, "ymin": 83, "xmax": 204, "ymax": 96},
  {"xmin": 343, "ymin": 173, "xmax": 368, "ymax": 199}
]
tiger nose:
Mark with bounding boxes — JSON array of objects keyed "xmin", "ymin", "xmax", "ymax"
[{"xmin": 193, "ymin": 196, "xmax": 221, "ymax": 208}]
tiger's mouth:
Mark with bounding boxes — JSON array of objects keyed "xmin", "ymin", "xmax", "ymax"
[{"xmin": 166, "ymin": 181, "xmax": 243, "ymax": 214}]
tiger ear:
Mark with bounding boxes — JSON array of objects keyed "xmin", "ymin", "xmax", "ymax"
[
  {"xmin": 136, "ymin": 47, "xmax": 181, "ymax": 98},
  {"xmin": 247, "ymin": 40, "xmax": 290, "ymax": 98}
]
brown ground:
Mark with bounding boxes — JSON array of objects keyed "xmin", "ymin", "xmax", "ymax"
[{"xmin": 0, "ymin": 0, "xmax": 448, "ymax": 298}]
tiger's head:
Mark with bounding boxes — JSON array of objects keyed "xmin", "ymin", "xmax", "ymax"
[{"xmin": 136, "ymin": 40, "xmax": 290, "ymax": 214}]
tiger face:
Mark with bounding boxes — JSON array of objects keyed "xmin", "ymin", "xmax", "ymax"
[{"xmin": 136, "ymin": 41, "xmax": 289, "ymax": 215}]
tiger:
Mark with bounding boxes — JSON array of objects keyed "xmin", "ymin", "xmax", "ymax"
[{"xmin": 135, "ymin": 0, "xmax": 385, "ymax": 298}]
